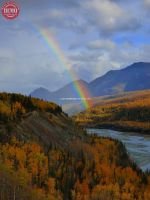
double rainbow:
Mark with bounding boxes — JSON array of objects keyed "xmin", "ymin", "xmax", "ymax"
[{"xmin": 38, "ymin": 28, "xmax": 92, "ymax": 109}]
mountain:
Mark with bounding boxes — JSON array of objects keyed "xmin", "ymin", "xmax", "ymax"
[
  {"xmin": 30, "ymin": 79, "xmax": 90, "ymax": 105},
  {"xmin": 30, "ymin": 87, "xmax": 52, "ymax": 100},
  {"xmin": 53, "ymin": 79, "xmax": 89, "ymax": 99},
  {"xmin": 90, "ymin": 62, "xmax": 150, "ymax": 96},
  {"xmin": 30, "ymin": 62, "xmax": 150, "ymax": 114}
]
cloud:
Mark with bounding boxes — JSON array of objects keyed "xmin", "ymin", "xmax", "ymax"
[
  {"xmin": 0, "ymin": 44, "xmax": 71, "ymax": 93},
  {"xmin": 14, "ymin": 0, "xmax": 80, "ymax": 10},
  {"xmin": 0, "ymin": 0, "xmax": 149, "ymax": 94},
  {"xmin": 82, "ymin": 0, "xmax": 141, "ymax": 36},
  {"xmin": 3, "ymin": 0, "xmax": 141, "ymax": 37},
  {"xmin": 144, "ymin": 0, "xmax": 150, "ymax": 7},
  {"xmin": 87, "ymin": 39, "xmax": 115, "ymax": 50},
  {"xmin": 68, "ymin": 39, "xmax": 150, "ymax": 81}
]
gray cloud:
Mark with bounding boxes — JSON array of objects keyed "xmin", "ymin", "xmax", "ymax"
[
  {"xmin": 82, "ymin": 0, "xmax": 141, "ymax": 36},
  {"xmin": 14, "ymin": 0, "xmax": 80, "ymax": 10},
  {"xmin": 68, "ymin": 40, "xmax": 150, "ymax": 81},
  {"xmin": 87, "ymin": 39, "xmax": 115, "ymax": 50},
  {"xmin": 144, "ymin": 0, "xmax": 150, "ymax": 7},
  {"xmin": 0, "ymin": 0, "xmax": 149, "ymax": 94},
  {"xmin": 3, "ymin": 0, "xmax": 141, "ymax": 37}
]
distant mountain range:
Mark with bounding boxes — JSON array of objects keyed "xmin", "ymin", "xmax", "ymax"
[
  {"xmin": 31, "ymin": 80, "xmax": 89, "ymax": 105},
  {"xmin": 90, "ymin": 62, "xmax": 150, "ymax": 96},
  {"xmin": 30, "ymin": 62, "xmax": 150, "ymax": 106}
]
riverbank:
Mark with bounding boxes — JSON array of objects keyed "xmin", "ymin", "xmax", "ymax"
[
  {"xmin": 83, "ymin": 121, "xmax": 150, "ymax": 135},
  {"xmin": 74, "ymin": 90, "xmax": 150, "ymax": 135},
  {"xmin": 87, "ymin": 128, "xmax": 150, "ymax": 172}
]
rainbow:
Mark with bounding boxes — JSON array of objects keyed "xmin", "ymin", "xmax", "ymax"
[{"xmin": 37, "ymin": 28, "xmax": 92, "ymax": 109}]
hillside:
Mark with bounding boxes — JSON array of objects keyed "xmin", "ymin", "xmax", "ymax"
[
  {"xmin": 0, "ymin": 93, "xmax": 82, "ymax": 148},
  {"xmin": 75, "ymin": 90, "xmax": 150, "ymax": 133},
  {"xmin": 0, "ymin": 93, "xmax": 150, "ymax": 199}
]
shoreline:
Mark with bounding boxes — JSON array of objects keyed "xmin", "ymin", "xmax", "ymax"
[
  {"xmin": 81, "ymin": 123, "xmax": 150, "ymax": 135},
  {"xmin": 86, "ymin": 125, "xmax": 150, "ymax": 172}
]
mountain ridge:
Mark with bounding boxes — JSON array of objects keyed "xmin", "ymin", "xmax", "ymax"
[{"xmin": 30, "ymin": 62, "xmax": 150, "ymax": 107}]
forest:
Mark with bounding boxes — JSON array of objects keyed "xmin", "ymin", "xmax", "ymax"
[
  {"xmin": 0, "ymin": 92, "xmax": 62, "ymax": 122},
  {"xmin": 0, "ymin": 92, "xmax": 150, "ymax": 200},
  {"xmin": 75, "ymin": 90, "xmax": 150, "ymax": 133}
]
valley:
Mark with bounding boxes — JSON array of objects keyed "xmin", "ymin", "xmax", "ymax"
[
  {"xmin": 0, "ymin": 92, "xmax": 150, "ymax": 199},
  {"xmin": 75, "ymin": 90, "xmax": 150, "ymax": 134}
]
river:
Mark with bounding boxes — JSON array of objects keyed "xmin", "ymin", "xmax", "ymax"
[{"xmin": 87, "ymin": 129, "xmax": 150, "ymax": 171}]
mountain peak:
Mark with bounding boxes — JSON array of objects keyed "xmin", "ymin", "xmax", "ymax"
[
  {"xmin": 30, "ymin": 87, "xmax": 51, "ymax": 100},
  {"xmin": 90, "ymin": 62, "xmax": 150, "ymax": 96},
  {"xmin": 124, "ymin": 62, "xmax": 150, "ymax": 70},
  {"xmin": 30, "ymin": 62, "xmax": 150, "ymax": 109},
  {"xmin": 33, "ymin": 87, "xmax": 50, "ymax": 92}
]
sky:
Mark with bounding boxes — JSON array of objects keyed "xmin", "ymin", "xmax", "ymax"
[{"xmin": 0, "ymin": 0, "xmax": 150, "ymax": 94}]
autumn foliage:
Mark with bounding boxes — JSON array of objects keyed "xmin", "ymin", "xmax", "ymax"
[
  {"xmin": 0, "ymin": 92, "xmax": 150, "ymax": 199},
  {"xmin": 0, "ymin": 92, "xmax": 62, "ymax": 122},
  {"xmin": 75, "ymin": 90, "xmax": 150, "ymax": 133},
  {"xmin": 0, "ymin": 135, "xmax": 149, "ymax": 200}
]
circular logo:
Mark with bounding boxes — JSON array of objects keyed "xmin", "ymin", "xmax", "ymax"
[{"xmin": 1, "ymin": 1, "xmax": 20, "ymax": 20}]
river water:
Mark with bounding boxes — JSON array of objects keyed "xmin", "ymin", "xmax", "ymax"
[{"xmin": 87, "ymin": 129, "xmax": 150, "ymax": 171}]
